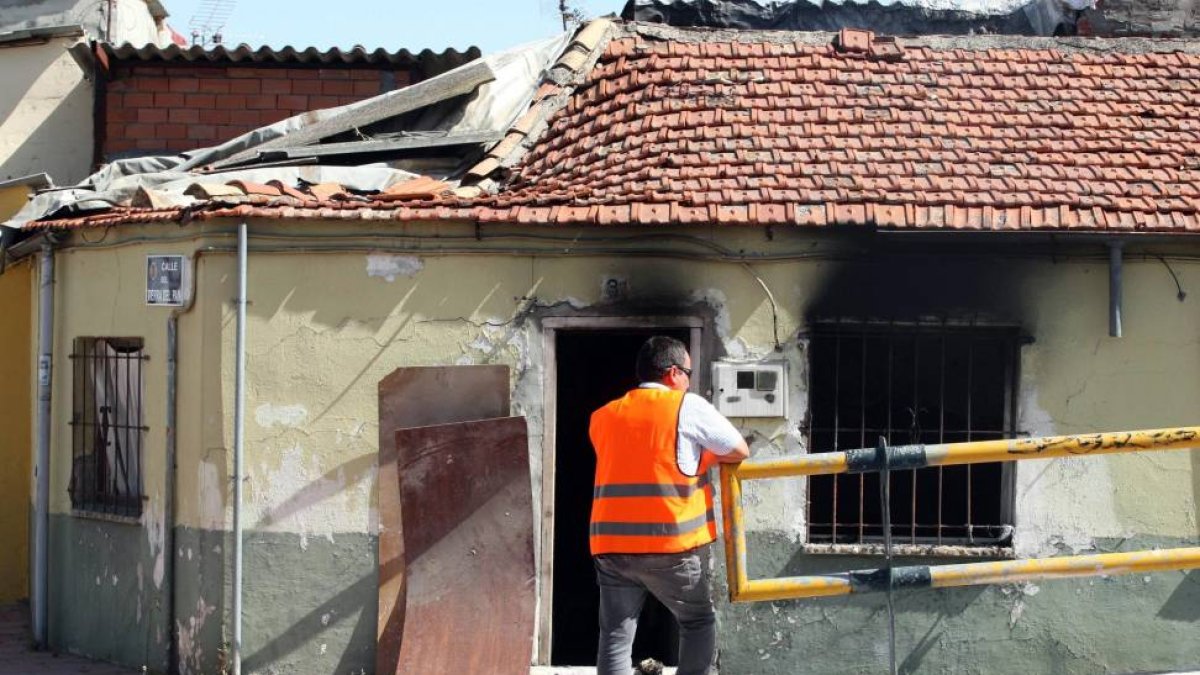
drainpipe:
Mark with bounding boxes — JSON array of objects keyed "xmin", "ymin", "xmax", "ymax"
[
  {"xmin": 232, "ymin": 224, "xmax": 248, "ymax": 675},
  {"xmin": 1108, "ymin": 240, "xmax": 1123, "ymax": 338},
  {"xmin": 165, "ymin": 254, "xmax": 199, "ymax": 674},
  {"xmin": 32, "ymin": 243, "xmax": 54, "ymax": 648}
]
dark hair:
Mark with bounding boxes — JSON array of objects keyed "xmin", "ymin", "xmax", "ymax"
[{"xmin": 636, "ymin": 335, "xmax": 688, "ymax": 382}]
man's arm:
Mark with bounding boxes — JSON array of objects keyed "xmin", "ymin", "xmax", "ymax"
[{"xmin": 683, "ymin": 393, "xmax": 750, "ymax": 464}]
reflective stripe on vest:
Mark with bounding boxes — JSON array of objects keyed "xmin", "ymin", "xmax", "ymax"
[{"xmin": 589, "ymin": 388, "xmax": 717, "ymax": 555}]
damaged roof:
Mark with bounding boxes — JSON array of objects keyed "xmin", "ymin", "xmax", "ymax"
[{"xmin": 19, "ymin": 20, "xmax": 1200, "ymax": 234}]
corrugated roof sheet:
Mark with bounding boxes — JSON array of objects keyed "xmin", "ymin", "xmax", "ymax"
[{"xmin": 103, "ymin": 42, "xmax": 482, "ymax": 70}]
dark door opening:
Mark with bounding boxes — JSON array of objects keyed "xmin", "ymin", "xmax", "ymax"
[{"xmin": 551, "ymin": 328, "xmax": 692, "ymax": 667}]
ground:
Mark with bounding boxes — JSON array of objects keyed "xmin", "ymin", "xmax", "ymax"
[{"xmin": 0, "ymin": 604, "xmax": 137, "ymax": 675}]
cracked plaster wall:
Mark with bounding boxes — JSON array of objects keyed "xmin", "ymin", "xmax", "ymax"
[{"xmin": 40, "ymin": 224, "xmax": 1200, "ymax": 672}]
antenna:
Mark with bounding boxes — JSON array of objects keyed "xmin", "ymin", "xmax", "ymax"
[{"xmin": 189, "ymin": 0, "xmax": 238, "ymax": 46}]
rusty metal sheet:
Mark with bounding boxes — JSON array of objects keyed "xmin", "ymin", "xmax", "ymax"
[
  {"xmin": 376, "ymin": 366, "xmax": 510, "ymax": 674},
  {"xmin": 393, "ymin": 416, "xmax": 534, "ymax": 674}
]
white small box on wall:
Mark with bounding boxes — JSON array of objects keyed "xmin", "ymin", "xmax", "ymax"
[{"xmin": 711, "ymin": 362, "xmax": 787, "ymax": 418}]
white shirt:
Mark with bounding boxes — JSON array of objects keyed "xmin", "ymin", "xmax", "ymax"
[{"xmin": 639, "ymin": 382, "xmax": 745, "ymax": 476}]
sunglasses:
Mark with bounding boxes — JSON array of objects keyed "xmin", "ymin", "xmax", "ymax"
[{"xmin": 673, "ymin": 364, "xmax": 692, "ymax": 377}]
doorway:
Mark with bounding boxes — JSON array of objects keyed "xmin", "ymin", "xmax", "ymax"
[{"xmin": 550, "ymin": 327, "xmax": 694, "ymax": 667}]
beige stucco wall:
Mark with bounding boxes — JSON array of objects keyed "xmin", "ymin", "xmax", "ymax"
[
  {"xmin": 0, "ymin": 37, "xmax": 93, "ymax": 185},
  {"xmin": 42, "ymin": 223, "xmax": 1199, "ymax": 552}
]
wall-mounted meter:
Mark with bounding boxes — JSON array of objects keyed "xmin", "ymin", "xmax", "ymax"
[{"xmin": 712, "ymin": 362, "xmax": 787, "ymax": 418}]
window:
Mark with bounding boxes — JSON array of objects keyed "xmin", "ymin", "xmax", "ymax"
[
  {"xmin": 69, "ymin": 337, "xmax": 147, "ymax": 517},
  {"xmin": 806, "ymin": 322, "xmax": 1020, "ymax": 547}
]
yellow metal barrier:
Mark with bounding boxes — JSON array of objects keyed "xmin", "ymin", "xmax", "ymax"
[{"xmin": 720, "ymin": 427, "xmax": 1200, "ymax": 603}]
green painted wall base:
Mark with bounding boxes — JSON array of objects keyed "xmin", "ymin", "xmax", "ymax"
[{"xmin": 715, "ymin": 532, "xmax": 1200, "ymax": 674}]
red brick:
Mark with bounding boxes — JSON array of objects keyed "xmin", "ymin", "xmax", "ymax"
[
  {"xmin": 246, "ymin": 94, "xmax": 277, "ymax": 109},
  {"xmin": 187, "ymin": 124, "xmax": 217, "ymax": 140},
  {"xmin": 288, "ymin": 68, "xmax": 321, "ymax": 79},
  {"xmin": 157, "ymin": 123, "xmax": 188, "ymax": 139},
  {"xmin": 318, "ymin": 68, "xmax": 351, "ymax": 80},
  {"xmin": 169, "ymin": 108, "xmax": 200, "ymax": 124},
  {"xmin": 335, "ymin": 96, "xmax": 360, "ymax": 107},
  {"xmin": 135, "ymin": 76, "xmax": 171, "ymax": 92},
  {"xmin": 217, "ymin": 124, "xmax": 249, "ymax": 139},
  {"xmin": 353, "ymin": 80, "xmax": 380, "ymax": 96},
  {"xmin": 136, "ymin": 138, "xmax": 165, "ymax": 150},
  {"xmin": 169, "ymin": 78, "xmax": 200, "ymax": 93},
  {"xmin": 292, "ymin": 79, "xmax": 323, "ymax": 95},
  {"xmin": 154, "ymin": 92, "xmax": 185, "ymax": 107},
  {"xmin": 137, "ymin": 108, "xmax": 168, "ymax": 123},
  {"xmin": 229, "ymin": 109, "xmax": 261, "ymax": 125},
  {"xmin": 105, "ymin": 121, "xmax": 124, "ymax": 139},
  {"xmin": 276, "ymin": 94, "xmax": 309, "ymax": 110},
  {"xmin": 322, "ymin": 80, "xmax": 354, "ymax": 96},
  {"xmin": 185, "ymin": 93, "xmax": 216, "ymax": 109},
  {"xmin": 107, "ymin": 105, "xmax": 136, "ymax": 122},
  {"xmin": 106, "ymin": 138, "xmax": 136, "ymax": 152},
  {"xmin": 393, "ymin": 71, "xmax": 412, "ymax": 88},
  {"xmin": 107, "ymin": 78, "xmax": 134, "ymax": 92},
  {"xmin": 124, "ymin": 92, "xmax": 154, "ymax": 108},
  {"xmin": 216, "ymin": 94, "xmax": 249, "ymax": 109},
  {"xmin": 197, "ymin": 78, "xmax": 231, "ymax": 94},
  {"xmin": 259, "ymin": 110, "xmax": 287, "ymax": 125},
  {"xmin": 350, "ymin": 69, "xmax": 378, "ymax": 80},
  {"xmin": 229, "ymin": 79, "xmax": 261, "ymax": 94},
  {"xmin": 199, "ymin": 108, "xmax": 231, "ymax": 124},
  {"xmin": 128, "ymin": 66, "xmax": 165, "ymax": 76},
  {"xmin": 125, "ymin": 123, "xmax": 156, "ymax": 139},
  {"xmin": 309, "ymin": 95, "xmax": 340, "ymax": 109},
  {"xmin": 261, "ymin": 79, "xmax": 292, "ymax": 94}
]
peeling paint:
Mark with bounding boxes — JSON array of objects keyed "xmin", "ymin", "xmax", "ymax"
[
  {"xmin": 177, "ymin": 597, "xmax": 216, "ymax": 675},
  {"xmin": 366, "ymin": 254, "xmax": 423, "ymax": 282},
  {"xmin": 254, "ymin": 403, "xmax": 309, "ymax": 429}
]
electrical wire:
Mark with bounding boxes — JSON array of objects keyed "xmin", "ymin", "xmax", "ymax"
[{"xmin": 878, "ymin": 436, "xmax": 898, "ymax": 675}]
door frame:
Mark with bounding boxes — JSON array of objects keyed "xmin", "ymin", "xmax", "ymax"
[{"xmin": 537, "ymin": 315, "xmax": 706, "ymax": 665}]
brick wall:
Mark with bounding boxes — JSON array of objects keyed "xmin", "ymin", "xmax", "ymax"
[{"xmin": 102, "ymin": 64, "xmax": 414, "ymax": 159}]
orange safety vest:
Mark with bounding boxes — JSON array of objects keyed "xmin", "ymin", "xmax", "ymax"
[{"xmin": 589, "ymin": 387, "xmax": 716, "ymax": 555}]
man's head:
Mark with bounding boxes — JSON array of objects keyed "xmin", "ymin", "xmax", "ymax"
[{"xmin": 636, "ymin": 336, "xmax": 691, "ymax": 391}]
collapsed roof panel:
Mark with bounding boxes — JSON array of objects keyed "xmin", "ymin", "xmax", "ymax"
[{"xmin": 622, "ymin": 0, "xmax": 1200, "ymax": 37}]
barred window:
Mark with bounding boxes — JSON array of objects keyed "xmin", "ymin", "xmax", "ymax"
[
  {"xmin": 70, "ymin": 337, "xmax": 147, "ymax": 517},
  {"xmin": 806, "ymin": 322, "xmax": 1020, "ymax": 547}
]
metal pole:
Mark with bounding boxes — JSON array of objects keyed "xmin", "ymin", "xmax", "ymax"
[
  {"xmin": 731, "ymin": 547, "xmax": 1200, "ymax": 602},
  {"xmin": 1109, "ymin": 240, "xmax": 1124, "ymax": 338},
  {"xmin": 32, "ymin": 243, "xmax": 54, "ymax": 648},
  {"xmin": 732, "ymin": 427, "xmax": 1200, "ymax": 481},
  {"xmin": 232, "ymin": 225, "xmax": 247, "ymax": 675}
]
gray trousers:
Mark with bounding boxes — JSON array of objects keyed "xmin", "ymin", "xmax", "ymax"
[{"xmin": 594, "ymin": 546, "xmax": 716, "ymax": 675}]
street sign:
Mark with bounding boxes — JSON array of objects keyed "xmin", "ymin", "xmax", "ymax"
[{"xmin": 146, "ymin": 255, "xmax": 189, "ymax": 307}]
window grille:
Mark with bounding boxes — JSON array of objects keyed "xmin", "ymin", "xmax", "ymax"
[
  {"xmin": 69, "ymin": 337, "xmax": 147, "ymax": 517},
  {"xmin": 806, "ymin": 321, "xmax": 1020, "ymax": 546}
]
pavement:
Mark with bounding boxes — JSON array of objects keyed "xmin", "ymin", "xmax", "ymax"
[{"xmin": 0, "ymin": 604, "xmax": 138, "ymax": 675}]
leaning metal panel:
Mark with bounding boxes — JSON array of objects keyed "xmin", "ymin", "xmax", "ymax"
[{"xmin": 721, "ymin": 427, "xmax": 1200, "ymax": 603}]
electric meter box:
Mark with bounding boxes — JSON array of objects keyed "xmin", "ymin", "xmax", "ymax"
[{"xmin": 711, "ymin": 362, "xmax": 787, "ymax": 418}]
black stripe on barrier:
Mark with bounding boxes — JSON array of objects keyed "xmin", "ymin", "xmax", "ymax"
[
  {"xmin": 845, "ymin": 444, "xmax": 928, "ymax": 474},
  {"xmin": 848, "ymin": 565, "xmax": 933, "ymax": 594}
]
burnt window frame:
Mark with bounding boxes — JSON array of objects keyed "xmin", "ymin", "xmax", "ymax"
[
  {"xmin": 69, "ymin": 336, "xmax": 148, "ymax": 518},
  {"xmin": 803, "ymin": 319, "xmax": 1023, "ymax": 550}
]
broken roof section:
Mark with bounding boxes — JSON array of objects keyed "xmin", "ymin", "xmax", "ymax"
[
  {"xmin": 0, "ymin": 0, "xmax": 168, "ymax": 45},
  {"xmin": 7, "ymin": 29, "xmax": 580, "ymax": 229},
  {"xmin": 19, "ymin": 19, "xmax": 1200, "ymax": 234},
  {"xmin": 622, "ymin": 0, "xmax": 1098, "ymax": 36}
]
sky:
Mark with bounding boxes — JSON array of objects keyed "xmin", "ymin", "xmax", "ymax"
[{"xmin": 161, "ymin": 0, "xmax": 630, "ymax": 55}]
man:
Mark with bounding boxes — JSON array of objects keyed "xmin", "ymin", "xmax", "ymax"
[{"xmin": 589, "ymin": 336, "xmax": 750, "ymax": 675}]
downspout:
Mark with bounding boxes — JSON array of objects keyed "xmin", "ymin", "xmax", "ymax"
[
  {"xmin": 165, "ymin": 254, "xmax": 199, "ymax": 674},
  {"xmin": 231, "ymin": 224, "xmax": 248, "ymax": 675},
  {"xmin": 1108, "ymin": 240, "xmax": 1124, "ymax": 338},
  {"xmin": 32, "ymin": 242, "xmax": 54, "ymax": 648}
]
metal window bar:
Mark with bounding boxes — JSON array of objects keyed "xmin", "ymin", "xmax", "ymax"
[
  {"xmin": 69, "ymin": 338, "xmax": 148, "ymax": 517},
  {"xmin": 806, "ymin": 321, "xmax": 1020, "ymax": 547}
]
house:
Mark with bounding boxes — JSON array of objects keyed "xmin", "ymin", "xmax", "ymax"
[{"xmin": 7, "ymin": 16, "xmax": 1200, "ymax": 675}]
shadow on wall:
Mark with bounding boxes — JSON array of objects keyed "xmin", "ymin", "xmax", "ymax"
[
  {"xmin": 1, "ymin": 40, "xmax": 92, "ymax": 184},
  {"xmin": 1158, "ymin": 569, "xmax": 1200, "ymax": 623}
]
